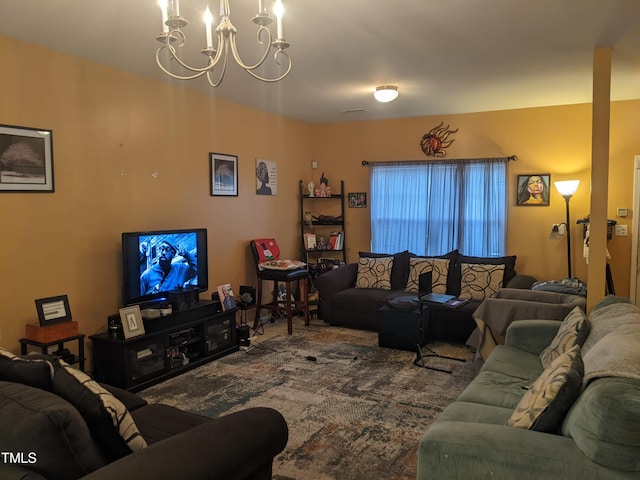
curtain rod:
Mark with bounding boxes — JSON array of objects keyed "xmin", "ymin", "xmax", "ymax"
[{"xmin": 361, "ymin": 155, "xmax": 517, "ymax": 166}]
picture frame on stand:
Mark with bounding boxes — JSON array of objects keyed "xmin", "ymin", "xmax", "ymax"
[{"xmin": 119, "ymin": 305, "xmax": 145, "ymax": 339}]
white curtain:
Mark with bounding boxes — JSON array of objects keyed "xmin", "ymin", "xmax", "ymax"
[{"xmin": 370, "ymin": 158, "xmax": 508, "ymax": 257}]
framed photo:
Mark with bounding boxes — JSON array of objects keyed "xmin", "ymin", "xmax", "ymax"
[
  {"xmin": 217, "ymin": 283, "xmax": 236, "ymax": 311},
  {"xmin": 35, "ymin": 295, "xmax": 72, "ymax": 327},
  {"xmin": 348, "ymin": 192, "xmax": 367, "ymax": 208},
  {"xmin": 210, "ymin": 152, "xmax": 238, "ymax": 196},
  {"xmin": 516, "ymin": 174, "xmax": 551, "ymax": 206},
  {"xmin": 0, "ymin": 124, "xmax": 54, "ymax": 192},
  {"xmin": 119, "ymin": 305, "xmax": 145, "ymax": 339}
]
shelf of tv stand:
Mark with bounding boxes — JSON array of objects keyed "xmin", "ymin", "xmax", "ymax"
[{"xmin": 90, "ymin": 301, "xmax": 237, "ymax": 392}]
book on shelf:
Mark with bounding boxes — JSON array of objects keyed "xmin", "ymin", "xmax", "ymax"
[
  {"xmin": 304, "ymin": 232, "xmax": 317, "ymax": 250},
  {"xmin": 328, "ymin": 231, "xmax": 344, "ymax": 250}
]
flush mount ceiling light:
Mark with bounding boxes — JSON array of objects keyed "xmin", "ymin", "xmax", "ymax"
[{"xmin": 374, "ymin": 85, "xmax": 399, "ymax": 103}]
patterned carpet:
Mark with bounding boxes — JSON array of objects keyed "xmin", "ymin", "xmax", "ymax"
[{"xmin": 140, "ymin": 321, "xmax": 476, "ymax": 480}]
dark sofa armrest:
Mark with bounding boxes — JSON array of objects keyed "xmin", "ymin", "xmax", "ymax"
[
  {"xmin": 81, "ymin": 407, "xmax": 288, "ymax": 480},
  {"xmin": 100, "ymin": 383, "xmax": 148, "ymax": 412},
  {"xmin": 504, "ymin": 274, "xmax": 537, "ymax": 289},
  {"xmin": 315, "ymin": 263, "xmax": 358, "ymax": 298}
]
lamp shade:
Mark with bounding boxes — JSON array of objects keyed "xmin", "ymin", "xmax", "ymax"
[
  {"xmin": 374, "ymin": 86, "xmax": 399, "ymax": 103},
  {"xmin": 554, "ymin": 180, "xmax": 580, "ymax": 197}
]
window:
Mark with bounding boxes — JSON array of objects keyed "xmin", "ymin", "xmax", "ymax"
[{"xmin": 370, "ymin": 159, "xmax": 507, "ymax": 257}]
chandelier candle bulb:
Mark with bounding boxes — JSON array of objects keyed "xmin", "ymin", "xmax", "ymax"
[
  {"xmin": 170, "ymin": 0, "xmax": 180, "ymax": 17},
  {"xmin": 275, "ymin": 0, "xmax": 284, "ymax": 38},
  {"xmin": 158, "ymin": 0, "xmax": 169, "ymax": 33},
  {"xmin": 258, "ymin": 0, "xmax": 265, "ymax": 14},
  {"xmin": 204, "ymin": 6, "xmax": 213, "ymax": 49}
]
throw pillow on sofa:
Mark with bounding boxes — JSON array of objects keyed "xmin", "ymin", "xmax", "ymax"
[
  {"xmin": 355, "ymin": 256, "xmax": 394, "ymax": 289},
  {"xmin": 52, "ymin": 359, "xmax": 147, "ymax": 462},
  {"xmin": 0, "ymin": 347, "xmax": 55, "ymax": 390},
  {"xmin": 405, "ymin": 257, "xmax": 449, "ymax": 293},
  {"xmin": 539, "ymin": 306, "xmax": 589, "ymax": 369},
  {"xmin": 359, "ymin": 250, "xmax": 411, "ymax": 289},
  {"xmin": 0, "ymin": 381, "xmax": 107, "ymax": 479},
  {"xmin": 458, "ymin": 263, "xmax": 505, "ymax": 301},
  {"xmin": 507, "ymin": 344, "xmax": 584, "ymax": 432}
]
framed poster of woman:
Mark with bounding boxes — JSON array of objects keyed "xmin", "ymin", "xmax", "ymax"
[{"xmin": 517, "ymin": 174, "xmax": 550, "ymax": 206}]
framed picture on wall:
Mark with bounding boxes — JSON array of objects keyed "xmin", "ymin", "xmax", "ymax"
[
  {"xmin": 516, "ymin": 174, "xmax": 551, "ymax": 206},
  {"xmin": 0, "ymin": 124, "xmax": 54, "ymax": 192},
  {"xmin": 348, "ymin": 192, "xmax": 367, "ymax": 208},
  {"xmin": 210, "ymin": 152, "xmax": 238, "ymax": 196},
  {"xmin": 256, "ymin": 158, "xmax": 278, "ymax": 195}
]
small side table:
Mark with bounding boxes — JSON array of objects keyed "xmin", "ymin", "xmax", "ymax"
[
  {"xmin": 378, "ymin": 304, "xmax": 429, "ymax": 351},
  {"xmin": 20, "ymin": 334, "xmax": 86, "ymax": 372}
]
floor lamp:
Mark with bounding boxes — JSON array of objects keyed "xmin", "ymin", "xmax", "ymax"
[{"xmin": 554, "ymin": 180, "xmax": 580, "ymax": 278}]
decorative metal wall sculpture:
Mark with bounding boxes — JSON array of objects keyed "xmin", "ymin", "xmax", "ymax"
[{"xmin": 420, "ymin": 122, "xmax": 458, "ymax": 157}]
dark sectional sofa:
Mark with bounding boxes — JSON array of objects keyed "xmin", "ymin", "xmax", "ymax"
[
  {"xmin": 0, "ymin": 349, "xmax": 288, "ymax": 480},
  {"xmin": 316, "ymin": 249, "xmax": 535, "ymax": 343}
]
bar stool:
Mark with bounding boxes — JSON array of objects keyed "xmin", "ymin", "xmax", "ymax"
[{"xmin": 250, "ymin": 239, "xmax": 309, "ymax": 335}]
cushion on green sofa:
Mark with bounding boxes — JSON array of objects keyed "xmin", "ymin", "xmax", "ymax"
[
  {"xmin": 355, "ymin": 256, "xmax": 394, "ymax": 290},
  {"xmin": 562, "ymin": 377, "xmax": 640, "ymax": 472},
  {"xmin": 539, "ymin": 306, "xmax": 589, "ymax": 368},
  {"xmin": 52, "ymin": 360, "xmax": 147, "ymax": 462},
  {"xmin": 0, "ymin": 381, "xmax": 107, "ymax": 479},
  {"xmin": 0, "ymin": 347, "xmax": 54, "ymax": 390},
  {"xmin": 459, "ymin": 263, "xmax": 505, "ymax": 301},
  {"xmin": 405, "ymin": 257, "xmax": 449, "ymax": 293},
  {"xmin": 507, "ymin": 345, "xmax": 583, "ymax": 433}
]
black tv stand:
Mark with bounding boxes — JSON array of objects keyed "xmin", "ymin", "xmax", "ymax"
[{"xmin": 91, "ymin": 300, "xmax": 237, "ymax": 392}]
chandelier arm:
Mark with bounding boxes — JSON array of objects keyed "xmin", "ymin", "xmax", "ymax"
[
  {"xmin": 228, "ymin": 28, "xmax": 272, "ymax": 71},
  {"xmin": 156, "ymin": 29, "xmax": 226, "ymax": 78},
  {"xmin": 156, "ymin": 48, "xmax": 211, "ymax": 80},
  {"xmin": 205, "ymin": 43, "xmax": 229, "ymax": 87},
  {"xmin": 242, "ymin": 49, "xmax": 291, "ymax": 82}
]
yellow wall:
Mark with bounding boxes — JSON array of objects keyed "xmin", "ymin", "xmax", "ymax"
[
  {"xmin": 0, "ymin": 36, "xmax": 312, "ymax": 358},
  {"xmin": 1, "ymin": 35, "xmax": 639, "ymax": 360}
]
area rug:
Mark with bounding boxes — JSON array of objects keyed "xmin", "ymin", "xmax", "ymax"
[{"xmin": 140, "ymin": 322, "xmax": 476, "ymax": 480}]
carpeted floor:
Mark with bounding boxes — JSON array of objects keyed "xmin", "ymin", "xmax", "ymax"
[{"xmin": 140, "ymin": 320, "xmax": 476, "ymax": 480}]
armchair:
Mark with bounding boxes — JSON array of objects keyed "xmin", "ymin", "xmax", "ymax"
[{"xmin": 470, "ymin": 288, "xmax": 587, "ymax": 360}]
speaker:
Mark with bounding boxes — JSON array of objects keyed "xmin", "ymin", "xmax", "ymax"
[
  {"xmin": 237, "ymin": 324, "xmax": 250, "ymax": 346},
  {"xmin": 238, "ymin": 285, "xmax": 256, "ymax": 306},
  {"xmin": 107, "ymin": 314, "xmax": 123, "ymax": 339},
  {"xmin": 167, "ymin": 289, "xmax": 199, "ymax": 312}
]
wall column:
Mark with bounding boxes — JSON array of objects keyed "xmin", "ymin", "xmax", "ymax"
[{"xmin": 586, "ymin": 47, "xmax": 611, "ymax": 310}]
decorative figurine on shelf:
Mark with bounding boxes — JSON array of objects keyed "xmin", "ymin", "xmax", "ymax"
[
  {"xmin": 308, "ymin": 181, "xmax": 315, "ymax": 197},
  {"xmin": 317, "ymin": 172, "xmax": 330, "ymax": 197},
  {"xmin": 304, "ymin": 211, "xmax": 313, "ymax": 224}
]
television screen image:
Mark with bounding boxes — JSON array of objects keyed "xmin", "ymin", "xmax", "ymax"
[{"xmin": 122, "ymin": 228, "xmax": 208, "ymax": 307}]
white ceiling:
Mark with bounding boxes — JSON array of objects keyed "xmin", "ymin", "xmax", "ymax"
[{"xmin": 1, "ymin": 0, "xmax": 639, "ymax": 124}]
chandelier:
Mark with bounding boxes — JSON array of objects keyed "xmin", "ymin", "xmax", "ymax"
[{"xmin": 156, "ymin": 0, "xmax": 292, "ymax": 86}]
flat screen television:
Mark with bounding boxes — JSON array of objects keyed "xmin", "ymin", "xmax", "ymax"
[{"xmin": 122, "ymin": 228, "xmax": 208, "ymax": 307}]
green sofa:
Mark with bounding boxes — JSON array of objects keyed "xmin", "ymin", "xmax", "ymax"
[{"xmin": 418, "ymin": 296, "xmax": 640, "ymax": 479}]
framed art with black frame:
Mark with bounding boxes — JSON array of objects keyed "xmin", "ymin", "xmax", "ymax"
[
  {"xmin": 35, "ymin": 295, "xmax": 72, "ymax": 327},
  {"xmin": 516, "ymin": 174, "xmax": 551, "ymax": 206},
  {"xmin": 0, "ymin": 124, "xmax": 54, "ymax": 192},
  {"xmin": 119, "ymin": 305, "xmax": 146, "ymax": 339},
  {"xmin": 210, "ymin": 152, "xmax": 238, "ymax": 196}
]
